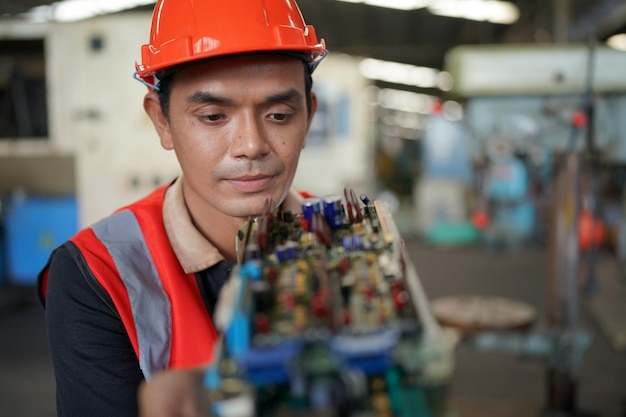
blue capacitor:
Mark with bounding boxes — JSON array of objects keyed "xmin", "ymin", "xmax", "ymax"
[
  {"xmin": 353, "ymin": 234, "xmax": 363, "ymax": 250},
  {"xmin": 342, "ymin": 234, "xmax": 353, "ymax": 251},
  {"xmin": 285, "ymin": 241, "xmax": 297, "ymax": 261},
  {"xmin": 241, "ymin": 261, "xmax": 262, "ymax": 281},
  {"xmin": 276, "ymin": 244, "xmax": 286, "ymax": 263},
  {"xmin": 302, "ymin": 197, "xmax": 322, "ymax": 230},
  {"xmin": 322, "ymin": 195, "xmax": 344, "ymax": 229}
]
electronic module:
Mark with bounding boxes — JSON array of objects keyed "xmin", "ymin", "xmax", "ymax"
[{"xmin": 205, "ymin": 190, "xmax": 456, "ymax": 417}]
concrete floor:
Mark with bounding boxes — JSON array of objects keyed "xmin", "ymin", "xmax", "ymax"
[{"xmin": 1, "ymin": 239, "xmax": 625, "ymax": 417}]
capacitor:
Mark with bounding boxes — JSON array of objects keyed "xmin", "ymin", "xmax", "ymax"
[
  {"xmin": 301, "ymin": 198, "xmax": 322, "ymax": 231},
  {"xmin": 312, "ymin": 290, "xmax": 327, "ymax": 318},
  {"xmin": 342, "ymin": 234, "xmax": 353, "ymax": 251},
  {"xmin": 276, "ymin": 244, "xmax": 287, "ymax": 263},
  {"xmin": 353, "ymin": 234, "xmax": 363, "ymax": 250},
  {"xmin": 254, "ymin": 312, "xmax": 271, "ymax": 334},
  {"xmin": 285, "ymin": 241, "xmax": 297, "ymax": 261},
  {"xmin": 244, "ymin": 243, "xmax": 261, "ymax": 261},
  {"xmin": 322, "ymin": 195, "xmax": 344, "ymax": 229}
]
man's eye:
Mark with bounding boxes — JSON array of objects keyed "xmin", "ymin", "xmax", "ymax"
[
  {"xmin": 202, "ymin": 114, "xmax": 223, "ymax": 122},
  {"xmin": 269, "ymin": 113, "xmax": 292, "ymax": 121}
]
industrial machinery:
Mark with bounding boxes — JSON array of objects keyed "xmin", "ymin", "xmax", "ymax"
[
  {"xmin": 442, "ymin": 42, "xmax": 626, "ymax": 416},
  {"xmin": 203, "ymin": 190, "xmax": 457, "ymax": 417}
]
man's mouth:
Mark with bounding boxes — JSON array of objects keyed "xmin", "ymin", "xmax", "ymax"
[{"xmin": 226, "ymin": 174, "xmax": 277, "ymax": 192}]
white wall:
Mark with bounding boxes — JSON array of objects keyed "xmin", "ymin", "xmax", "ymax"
[
  {"xmin": 293, "ymin": 53, "xmax": 375, "ymax": 199},
  {"xmin": 48, "ymin": 12, "xmax": 179, "ymax": 227}
]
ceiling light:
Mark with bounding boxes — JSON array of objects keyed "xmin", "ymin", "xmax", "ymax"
[
  {"xmin": 25, "ymin": 0, "xmax": 155, "ymax": 22},
  {"xmin": 607, "ymin": 33, "xmax": 626, "ymax": 51},
  {"xmin": 336, "ymin": 0, "xmax": 518, "ymax": 24},
  {"xmin": 377, "ymin": 88, "xmax": 437, "ymax": 114},
  {"xmin": 336, "ymin": 0, "xmax": 431, "ymax": 10},
  {"xmin": 359, "ymin": 58, "xmax": 453, "ymax": 91},
  {"xmin": 428, "ymin": 0, "xmax": 519, "ymax": 24}
]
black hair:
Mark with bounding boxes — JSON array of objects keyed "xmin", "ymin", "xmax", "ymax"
[{"xmin": 156, "ymin": 58, "xmax": 314, "ymax": 122}]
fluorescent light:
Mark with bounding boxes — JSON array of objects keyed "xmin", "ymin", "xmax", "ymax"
[
  {"xmin": 359, "ymin": 58, "xmax": 453, "ymax": 91},
  {"xmin": 607, "ymin": 33, "xmax": 626, "ymax": 51},
  {"xmin": 336, "ymin": 0, "xmax": 518, "ymax": 24},
  {"xmin": 25, "ymin": 0, "xmax": 155, "ymax": 22},
  {"xmin": 336, "ymin": 0, "xmax": 431, "ymax": 10},
  {"xmin": 428, "ymin": 0, "xmax": 519, "ymax": 24},
  {"xmin": 378, "ymin": 88, "xmax": 436, "ymax": 114}
]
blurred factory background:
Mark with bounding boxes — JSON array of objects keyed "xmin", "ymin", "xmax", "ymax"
[{"xmin": 1, "ymin": 0, "xmax": 626, "ymax": 416}]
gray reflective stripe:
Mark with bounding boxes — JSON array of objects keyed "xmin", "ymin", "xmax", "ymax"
[{"xmin": 91, "ymin": 209, "xmax": 171, "ymax": 380}]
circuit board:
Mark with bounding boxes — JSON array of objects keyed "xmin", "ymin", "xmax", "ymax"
[{"xmin": 205, "ymin": 190, "xmax": 455, "ymax": 417}]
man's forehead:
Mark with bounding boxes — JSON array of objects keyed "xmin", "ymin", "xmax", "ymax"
[
  {"xmin": 169, "ymin": 54, "xmax": 308, "ymax": 100},
  {"xmin": 170, "ymin": 52, "xmax": 306, "ymax": 81}
]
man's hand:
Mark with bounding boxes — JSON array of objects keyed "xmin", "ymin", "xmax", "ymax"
[{"xmin": 138, "ymin": 367, "xmax": 207, "ymax": 417}]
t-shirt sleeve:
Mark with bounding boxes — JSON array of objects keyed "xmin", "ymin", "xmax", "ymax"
[{"xmin": 44, "ymin": 242, "xmax": 144, "ymax": 417}]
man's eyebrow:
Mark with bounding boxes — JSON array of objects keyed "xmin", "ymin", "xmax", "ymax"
[
  {"xmin": 266, "ymin": 88, "xmax": 302, "ymax": 104},
  {"xmin": 187, "ymin": 91, "xmax": 232, "ymax": 105},
  {"xmin": 187, "ymin": 88, "xmax": 302, "ymax": 105}
]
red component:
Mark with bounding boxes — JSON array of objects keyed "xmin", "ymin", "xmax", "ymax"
[
  {"xmin": 282, "ymin": 293, "xmax": 295, "ymax": 309},
  {"xmin": 254, "ymin": 313, "xmax": 271, "ymax": 334},
  {"xmin": 338, "ymin": 257, "xmax": 350, "ymax": 273},
  {"xmin": 363, "ymin": 285, "xmax": 374, "ymax": 300},
  {"xmin": 343, "ymin": 309, "xmax": 352, "ymax": 325},
  {"xmin": 300, "ymin": 217, "xmax": 310, "ymax": 232},
  {"xmin": 266, "ymin": 265, "xmax": 278, "ymax": 282},
  {"xmin": 390, "ymin": 282, "xmax": 407, "ymax": 310},
  {"xmin": 312, "ymin": 291, "xmax": 327, "ymax": 317}
]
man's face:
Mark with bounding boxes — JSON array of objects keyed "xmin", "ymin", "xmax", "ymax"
[{"xmin": 147, "ymin": 54, "xmax": 316, "ymax": 221}]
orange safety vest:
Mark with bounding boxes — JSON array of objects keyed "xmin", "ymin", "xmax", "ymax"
[{"xmin": 38, "ymin": 185, "xmax": 218, "ymax": 379}]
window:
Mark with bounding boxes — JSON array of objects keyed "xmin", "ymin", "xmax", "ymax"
[{"xmin": 0, "ymin": 39, "xmax": 48, "ymax": 139}]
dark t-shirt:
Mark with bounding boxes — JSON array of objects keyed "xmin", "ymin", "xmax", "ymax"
[{"xmin": 42, "ymin": 242, "xmax": 234, "ymax": 417}]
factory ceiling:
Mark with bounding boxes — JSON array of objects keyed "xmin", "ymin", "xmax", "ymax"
[{"xmin": 1, "ymin": 0, "xmax": 625, "ymax": 71}]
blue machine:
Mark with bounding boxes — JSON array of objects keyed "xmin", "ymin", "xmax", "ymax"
[
  {"xmin": 4, "ymin": 193, "xmax": 78, "ymax": 285},
  {"xmin": 417, "ymin": 104, "xmax": 478, "ymax": 245},
  {"xmin": 483, "ymin": 152, "xmax": 535, "ymax": 249}
]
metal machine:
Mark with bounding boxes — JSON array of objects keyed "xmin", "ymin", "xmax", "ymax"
[
  {"xmin": 444, "ymin": 42, "xmax": 626, "ymax": 416},
  {"xmin": 446, "ymin": 43, "xmax": 626, "ymax": 248}
]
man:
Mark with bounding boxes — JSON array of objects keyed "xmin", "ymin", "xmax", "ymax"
[{"xmin": 37, "ymin": 1, "xmax": 326, "ymax": 416}]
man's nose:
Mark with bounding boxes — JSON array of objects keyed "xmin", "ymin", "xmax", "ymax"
[{"xmin": 230, "ymin": 114, "xmax": 270, "ymax": 159}]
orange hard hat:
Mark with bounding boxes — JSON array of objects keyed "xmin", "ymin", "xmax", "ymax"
[{"xmin": 135, "ymin": 0, "xmax": 327, "ymax": 89}]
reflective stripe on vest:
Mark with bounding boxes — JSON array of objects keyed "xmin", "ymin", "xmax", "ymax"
[{"xmin": 92, "ymin": 209, "xmax": 171, "ymax": 379}]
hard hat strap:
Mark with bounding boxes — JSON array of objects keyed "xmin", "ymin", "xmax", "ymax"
[{"xmin": 133, "ymin": 71, "xmax": 160, "ymax": 92}]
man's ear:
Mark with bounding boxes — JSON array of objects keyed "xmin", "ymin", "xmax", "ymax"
[{"xmin": 144, "ymin": 91, "xmax": 174, "ymax": 150}]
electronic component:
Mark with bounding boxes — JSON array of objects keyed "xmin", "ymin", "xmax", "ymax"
[{"xmin": 206, "ymin": 189, "xmax": 455, "ymax": 417}]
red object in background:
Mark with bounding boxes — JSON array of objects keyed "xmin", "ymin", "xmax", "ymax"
[
  {"xmin": 472, "ymin": 211, "xmax": 489, "ymax": 230},
  {"xmin": 578, "ymin": 210, "xmax": 605, "ymax": 251},
  {"xmin": 571, "ymin": 110, "xmax": 587, "ymax": 129}
]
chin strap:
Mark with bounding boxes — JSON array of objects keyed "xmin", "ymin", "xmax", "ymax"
[{"xmin": 132, "ymin": 71, "xmax": 160, "ymax": 92}]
